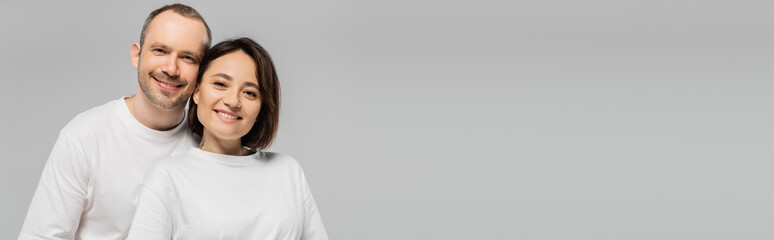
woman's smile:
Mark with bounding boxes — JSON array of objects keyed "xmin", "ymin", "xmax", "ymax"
[{"xmin": 214, "ymin": 109, "xmax": 242, "ymax": 122}]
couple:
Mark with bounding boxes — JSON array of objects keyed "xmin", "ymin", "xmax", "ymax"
[{"xmin": 19, "ymin": 4, "xmax": 327, "ymax": 240}]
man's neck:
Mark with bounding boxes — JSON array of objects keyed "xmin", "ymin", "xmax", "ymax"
[{"xmin": 125, "ymin": 87, "xmax": 186, "ymax": 131}]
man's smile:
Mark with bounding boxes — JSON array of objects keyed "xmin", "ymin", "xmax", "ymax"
[{"xmin": 153, "ymin": 75, "xmax": 183, "ymax": 91}]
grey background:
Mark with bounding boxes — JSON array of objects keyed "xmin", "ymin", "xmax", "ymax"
[{"xmin": 1, "ymin": 0, "xmax": 772, "ymax": 239}]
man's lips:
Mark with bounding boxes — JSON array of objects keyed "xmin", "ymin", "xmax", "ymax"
[{"xmin": 153, "ymin": 76, "xmax": 183, "ymax": 90}]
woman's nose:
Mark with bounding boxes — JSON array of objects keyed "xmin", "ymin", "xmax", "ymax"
[{"xmin": 222, "ymin": 90, "xmax": 241, "ymax": 108}]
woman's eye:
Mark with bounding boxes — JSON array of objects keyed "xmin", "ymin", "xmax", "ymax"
[
  {"xmin": 244, "ymin": 91, "xmax": 258, "ymax": 97},
  {"xmin": 214, "ymin": 82, "xmax": 226, "ymax": 87}
]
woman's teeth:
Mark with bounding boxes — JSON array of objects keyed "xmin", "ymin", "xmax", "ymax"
[{"xmin": 218, "ymin": 111, "xmax": 239, "ymax": 120}]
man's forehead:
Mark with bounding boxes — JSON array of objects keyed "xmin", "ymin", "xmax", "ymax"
[{"xmin": 144, "ymin": 11, "xmax": 208, "ymax": 51}]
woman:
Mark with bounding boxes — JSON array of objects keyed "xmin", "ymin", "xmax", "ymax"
[{"xmin": 128, "ymin": 38, "xmax": 328, "ymax": 239}]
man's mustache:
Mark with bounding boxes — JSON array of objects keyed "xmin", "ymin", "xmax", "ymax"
[{"xmin": 150, "ymin": 72, "xmax": 185, "ymax": 86}]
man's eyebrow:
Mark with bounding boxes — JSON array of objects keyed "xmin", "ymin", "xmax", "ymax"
[
  {"xmin": 181, "ymin": 50, "xmax": 203, "ymax": 60},
  {"xmin": 148, "ymin": 43, "xmax": 169, "ymax": 49},
  {"xmin": 147, "ymin": 43, "xmax": 202, "ymax": 59}
]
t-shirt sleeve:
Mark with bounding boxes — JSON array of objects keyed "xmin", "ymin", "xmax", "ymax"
[
  {"xmin": 299, "ymin": 168, "xmax": 329, "ymax": 240},
  {"xmin": 127, "ymin": 185, "xmax": 173, "ymax": 240},
  {"xmin": 19, "ymin": 132, "xmax": 90, "ymax": 240}
]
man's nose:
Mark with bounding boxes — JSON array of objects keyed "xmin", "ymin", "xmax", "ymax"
[{"xmin": 161, "ymin": 54, "xmax": 180, "ymax": 77}]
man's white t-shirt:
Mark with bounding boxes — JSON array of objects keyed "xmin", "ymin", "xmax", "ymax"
[{"xmin": 19, "ymin": 97, "xmax": 198, "ymax": 240}]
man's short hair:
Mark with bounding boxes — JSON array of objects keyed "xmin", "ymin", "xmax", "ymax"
[
  {"xmin": 139, "ymin": 3, "xmax": 212, "ymax": 49},
  {"xmin": 187, "ymin": 37, "xmax": 281, "ymax": 150}
]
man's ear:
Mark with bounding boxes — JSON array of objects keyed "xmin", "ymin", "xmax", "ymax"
[
  {"xmin": 130, "ymin": 42, "xmax": 141, "ymax": 68},
  {"xmin": 193, "ymin": 87, "xmax": 200, "ymax": 105}
]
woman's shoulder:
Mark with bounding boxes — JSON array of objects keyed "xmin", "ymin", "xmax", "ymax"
[
  {"xmin": 257, "ymin": 151, "xmax": 304, "ymax": 169},
  {"xmin": 257, "ymin": 151, "xmax": 293, "ymax": 161}
]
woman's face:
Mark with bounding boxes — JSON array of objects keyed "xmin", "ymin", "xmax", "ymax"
[{"xmin": 193, "ymin": 51, "xmax": 261, "ymax": 142}]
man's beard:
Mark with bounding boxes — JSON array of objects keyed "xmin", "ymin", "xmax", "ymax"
[{"xmin": 138, "ymin": 70, "xmax": 193, "ymax": 110}]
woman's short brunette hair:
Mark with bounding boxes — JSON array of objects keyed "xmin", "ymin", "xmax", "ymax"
[{"xmin": 187, "ymin": 37, "xmax": 280, "ymax": 150}]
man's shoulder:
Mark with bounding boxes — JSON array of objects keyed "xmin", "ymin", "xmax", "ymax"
[
  {"xmin": 150, "ymin": 152, "xmax": 189, "ymax": 170},
  {"xmin": 142, "ymin": 152, "xmax": 191, "ymax": 188},
  {"xmin": 60, "ymin": 98, "xmax": 123, "ymax": 138}
]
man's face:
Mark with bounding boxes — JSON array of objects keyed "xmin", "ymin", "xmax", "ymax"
[{"xmin": 131, "ymin": 11, "xmax": 208, "ymax": 110}]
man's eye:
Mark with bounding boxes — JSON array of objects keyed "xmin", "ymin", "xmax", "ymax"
[
  {"xmin": 152, "ymin": 49, "xmax": 165, "ymax": 54},
  {"xmin": 182, "ymin": 56, "xmax": 196, "ymax": 63}
]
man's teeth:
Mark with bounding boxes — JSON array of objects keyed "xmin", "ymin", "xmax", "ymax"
[
  {"xmin": 160, "ymin": 82, "xmax": 178, "ymax": 88},
  {"xmin": 218, "ymin": 111, "xmax": 239, "ymax": 120}
]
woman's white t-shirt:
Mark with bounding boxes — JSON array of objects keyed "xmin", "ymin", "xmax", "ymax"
[{"xmin": 128, "ymin": 147, "xmax": 328, "ymax": 240}]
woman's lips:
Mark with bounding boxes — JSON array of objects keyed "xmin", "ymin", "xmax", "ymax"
[{"xmin": 214, "ymin": 109, "xmax": 242, "ymax": 123}]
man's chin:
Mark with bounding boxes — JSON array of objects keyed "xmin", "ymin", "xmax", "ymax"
[
  {"xmin": 139, "ymin": 80, "xmax": 191, "ymax": 109},
  {"xmin": 148, "ymin": 94, "xmax": 188, "ymax": 110}
]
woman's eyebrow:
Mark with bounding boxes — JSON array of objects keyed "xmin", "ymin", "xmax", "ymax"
[
  {"xmin": 211, "ymin": 73, "xmax": 232, "ymax": 80},
  {"xmin": 243, "ymin": 81, "xmax": 259, "ymax": 89},
  {"xmin": 210, "ymin": 73, "xmax": 259, "ymax": 89}
]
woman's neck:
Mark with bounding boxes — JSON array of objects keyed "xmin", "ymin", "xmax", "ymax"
[{"xmin": 199, "ymin": 132, "xmax": 249, "ymax": 156}]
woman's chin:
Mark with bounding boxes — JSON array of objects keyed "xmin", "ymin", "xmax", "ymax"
[{"xmin": 202, "ymin": 127, "xmax": 248, "ymax": 143}]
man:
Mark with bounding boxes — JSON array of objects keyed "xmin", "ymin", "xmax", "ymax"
[{"xmin": 19, "ymin": 4, "xmax": 211, "ymax": 239}]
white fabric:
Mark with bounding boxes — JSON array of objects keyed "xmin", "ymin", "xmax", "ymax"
[
  {"xmin": 19, "ymin": 97, "xmax": 198, "ymax": 240},
  {"xmin": 127, "ymin": 147, "xmax": 328, "ymax": 240}
]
